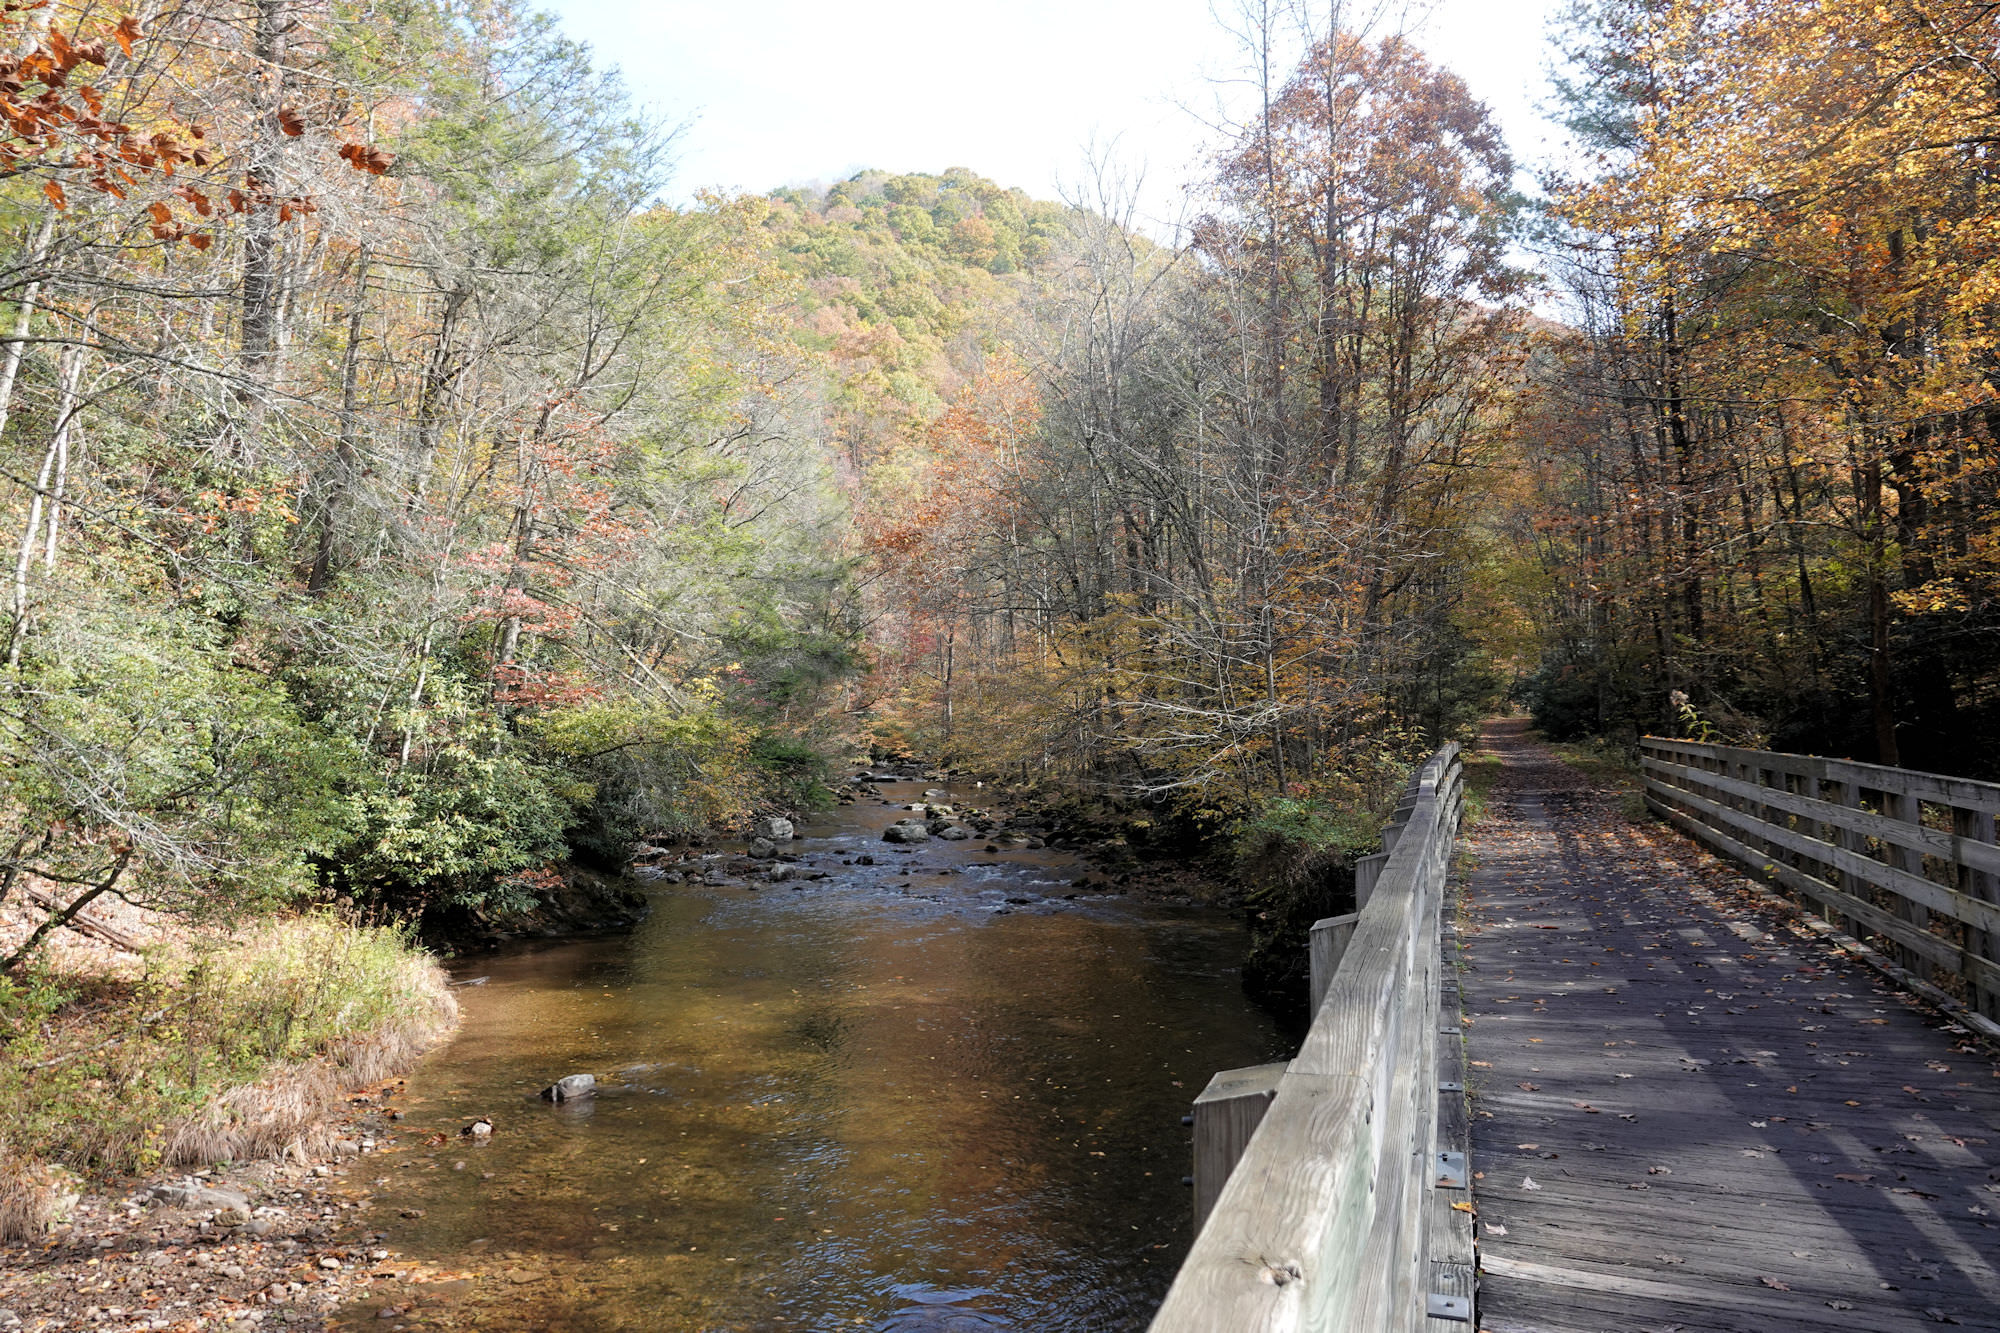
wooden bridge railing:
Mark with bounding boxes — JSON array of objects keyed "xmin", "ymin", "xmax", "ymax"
[
  {"xmin": 1151, "ymin": 743, "xmax": 1470, "ymax": 1332},
  {"xmin": 1641, "ymin": 737, "xmax": 2000, "ymax": 1035}
]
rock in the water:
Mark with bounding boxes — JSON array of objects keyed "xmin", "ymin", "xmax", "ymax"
[
  {"xmin": 932, "ymin": 823, "xmax": 972, "ymax": 841},
  {"xmin": 882, "ymin": 820, "xmax": 931, "ymax": 844},
  {"xmin": 752, "ymin": 815, "xmax": 794, "ymax": 842},
  {"xmin": 856, "ymin": 854, "xmax": 876, "ymax": 866},
  {"xmin": 767, "ymin": 863, "xmax": 797, "ymax": 882},
  {"xmin": 541, "ymin": 1074, "xmax": 596, "ymax": 1103},
  {"xmin": 747, "ymin": 837, "xmax": 777, "ymax": 859},
  {"xmin": 702, "ymin": 867, "xmax": 729, "ymax": 886}
]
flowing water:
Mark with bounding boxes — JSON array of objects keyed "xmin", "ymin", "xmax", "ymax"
[{"xmin": 351, "ymin": 780, "xmax": 1282, "ymax": 1332}]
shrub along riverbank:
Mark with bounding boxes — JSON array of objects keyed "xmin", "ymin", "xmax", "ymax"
[{"xmin": 0, "ymin": 915, "xmax": 456, "ymax": 1241}]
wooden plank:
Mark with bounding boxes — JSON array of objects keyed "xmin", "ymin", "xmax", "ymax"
[
  {"xmin": 1640, "ymin": 737, "xmax": 2000, "ymax": 817},
  {"xmin": 1650, "ymin": 796, "xmax": 2000, "ymax": 994},
  {"xmin": 1477, "ymin": 1254, "xmax": 1942, "ymax": 1333},
  {"xmin": 1823, "ymin": 775, "xmax": 1864, "ymax": 936},
  {"xmin": 1880, "ymin": 784, "xmax": 1936, "ymax": 982},
  {"xmin": 1641, "ymin": 754, "xmax": 2000, "ymax": 881},
  {"xmin": 1480, "ymin": 1252, "xmax": 1867, "ymax": 1323},
  {"xmin": 1152, "ymin": 1070, "xmax": 1378, "ymax": 1330},
  {"xmin": 1642, "ymin": 789, "xmax": 2000, "ymax": 988},
  {"xmin": 1355, "ymin": 852, "xmax": 1389, "ymax": 911},
  {"xmin": 1640, "ymin": 767, "xmax": 2000, "ymax": 938},
  {"xmin": 1639, "ymin": 806, "xmax": 2000, "ymax": 1043},
  {"xmin": 1426, "ymin": 976, "xmax": 1473, "ymax": 1329},
  {"xmin": 1470, "ymin": 720, "xmax": 2000, "ymax": 1333}
]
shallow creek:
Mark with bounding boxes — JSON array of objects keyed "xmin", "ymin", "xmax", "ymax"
[{"xmin": 352, "ymin": 780, "xmax": 1282, "ymax": 1332}]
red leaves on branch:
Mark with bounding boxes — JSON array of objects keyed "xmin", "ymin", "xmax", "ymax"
[{"xmin": 490, "ymin": 663, "xmax": 603, "ymax": 709}]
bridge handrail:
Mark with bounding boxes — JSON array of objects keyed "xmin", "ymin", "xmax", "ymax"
[
  {"xmin": 1640, "ymin": 737, "xmax": 2000, "ymax": 1035},
  {"xmin": 1150, "ymin": 742, "xmax": 1467, "ymax": 1332}
]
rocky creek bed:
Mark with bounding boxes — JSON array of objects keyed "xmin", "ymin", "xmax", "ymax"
[{"xmin": 332, "ymin": 773, "xmax": 1281, "ymax": 1332}]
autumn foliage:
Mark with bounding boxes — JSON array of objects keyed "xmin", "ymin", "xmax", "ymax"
[{"xmin": 1518, "ymin": 0, "xmax": 2000, "ymax": 773}]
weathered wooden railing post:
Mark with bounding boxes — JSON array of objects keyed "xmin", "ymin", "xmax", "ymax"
[
  {"xmin": 1189, "ymin": 1064, "xmax": 1286, "ymax": 1231},
  {"xmin": 1957, "ymin": 804, "xmax": 1998, "ymax": 1021},
  {"xmin": 1309, "ymin": 913, "xmax": 1358, "ymax": 1013},
  {"xmin": 1353, "ymin": 851, "xmax": 1389, "ymax": 909}
]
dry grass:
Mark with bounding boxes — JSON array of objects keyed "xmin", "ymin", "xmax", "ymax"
[{"xmin": 0, "ymin": 914, "xmax": 457, "ymax": 1239}]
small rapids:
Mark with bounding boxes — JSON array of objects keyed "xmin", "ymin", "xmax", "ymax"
[{"xmin": 351, "ymin": 779, "xmax": 1282, "ymax": 1332}]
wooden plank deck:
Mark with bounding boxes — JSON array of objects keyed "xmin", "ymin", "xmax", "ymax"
[{"xmin": 1461, "ymin": 720, "xmax": 2000, "ymax": 1332}]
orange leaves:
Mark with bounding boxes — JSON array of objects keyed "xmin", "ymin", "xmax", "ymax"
[
  {"xmin": 0, "ymin": 8, "xmax": 386, "ymax": 255},
  {"xmin": 491, "ymin": 664, "xmax": 604, "ymax": 710},
  {"xmin": 337, "ymin": 141, "xmax": 396, "ymax": 175},
  {"xmin": 43, "ymin": 27, "xmax": 110, "ymax": 73},
  {"xmin": 0, "ymin": 12, "xmax": 211, "ymax": 227},
  {"xmin": 863, "ymin": 355, "xmax": 1043, "ymax": 580}
]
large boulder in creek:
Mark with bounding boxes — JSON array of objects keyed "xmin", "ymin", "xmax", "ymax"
[
  {"xmin": 931, "ymin": 823, "xmax": 972, "ymax": 841},
  {"xmin": 540, "ymin": 1074, "xmax": 596, "ymax": 1103},
  {"xmin": 752, "ymin": 815, "xmax": 794, "ymax": 842},
  {"xmin": 882, "ymin": 820, "xmax": 931, "ymax": 844},
  {"xmin": 747, "ymin": 837, "xmax": 777, "ymax": 859}
]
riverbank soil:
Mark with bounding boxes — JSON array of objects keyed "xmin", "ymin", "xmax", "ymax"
[
  {"xmin": 0, "ymin": 1091, "xmax": 429, "ymax": 1333},
  {"xmin": 0, "ymin": 906, "xmax": 460, "ymax": 1333},
  {"xmin": 1460, "ymin": 718, "xmax": 2000, "ymax": 1329}
]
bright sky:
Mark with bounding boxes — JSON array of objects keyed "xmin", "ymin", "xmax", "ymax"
[{"xmin": 537, "ymin": 0, "xmax": 1571, "ymax": 229}]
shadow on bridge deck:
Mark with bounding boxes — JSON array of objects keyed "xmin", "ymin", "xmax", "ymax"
[{"xmin": 1463, "ymin": 718, "xmax": 2000, "ymax": 1332}]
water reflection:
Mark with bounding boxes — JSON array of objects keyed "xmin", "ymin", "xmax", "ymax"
[{"xmin": 352, "ymin": 781, "xmax": 1282, "ymax": 1332}]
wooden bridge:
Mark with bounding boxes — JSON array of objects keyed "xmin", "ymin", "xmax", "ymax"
[{"xmin": 1152, "ymin": 719, "xmax": 2000, "ymax": 1332}]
